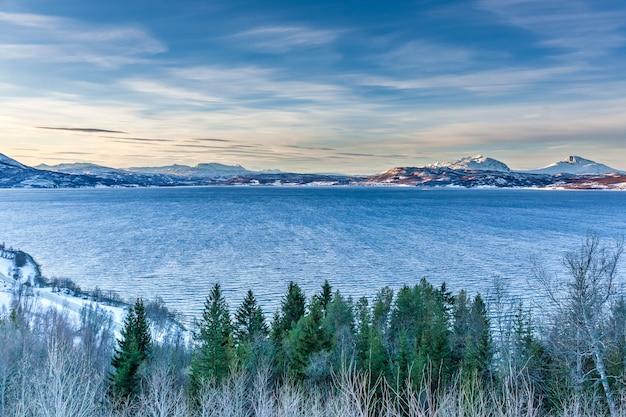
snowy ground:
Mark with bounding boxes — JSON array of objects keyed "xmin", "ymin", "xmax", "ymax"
[
  {"xmin": 0, "ymin": 249, "xmax": 188, "ymax": 344},
  {"xmin": 0, "ymin": 250, "xmax": 126, "ymax": 331}
]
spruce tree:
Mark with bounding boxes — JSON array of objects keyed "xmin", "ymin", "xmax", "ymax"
[
  {"xmin": 319, "ymin": 280, "xmax": 333, "ymax": 317},
  {"xmin": 190, "ymin": 283, "xmax": 233, "ymax": 392},
  {"xmin": 270, "ymin": 281, "xmax": 307, "ymax": 377},
  {"xmin": 109, "ymin": 298, "xmax": 151, "ymax": 400},
  {"xmin": 279, "ymin": 281, "xmax": 306, "ymax": 334},
  {"xmin": 460, "ymin": 294, "xmax": 491, "ymax": 380},
  {"xmin": 235, "ymin": 289, "xmax": 268, "ymax": 343},
  {"xmin": 234, "ymin": 289, "xmax": 270, "ymax": 373},
  {"xmin": 289, "ymin": 297, "xmax": 330, "ymax": 381}
]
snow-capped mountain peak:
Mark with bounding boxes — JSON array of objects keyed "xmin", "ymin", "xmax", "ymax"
[
  {"xmin": 0, "ymin": 153, "xmax": 28, "ymax": 169},
  {"xmin": 528, "ymin": 156, "xmax": 623, "ymax": 175},
  {"xmin": 426, "ymin": 155, "xmax": 511, "ymax": 172}
]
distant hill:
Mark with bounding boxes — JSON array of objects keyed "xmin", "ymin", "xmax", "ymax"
[
  {"xmin": 1, "ymin": 153, "xmax": 109, "ymax": 188},
  {"xmin": 128, "ymin": 163, "xmax": 251, "ymax": 178}
]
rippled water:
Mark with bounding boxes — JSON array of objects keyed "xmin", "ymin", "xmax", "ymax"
[{"xmin": 1, "ymin": 187, "xmax": 624, "ymax": 321}]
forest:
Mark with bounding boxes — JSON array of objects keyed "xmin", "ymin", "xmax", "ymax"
[{"xmin": 1, "ymin": 234, "xmax": 625, "ymax": 417}]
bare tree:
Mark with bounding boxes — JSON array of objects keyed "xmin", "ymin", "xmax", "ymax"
[
  {"xmin": 533, "ymin": 233, "xmax": 624, "ymax": 417},
  {"xmin": 32, "ymin": 337, "xmax": 103, "ymax": 417},
  {"xmin": 138, "ymin": 366, "xmax": 188, "ymax": 417}
]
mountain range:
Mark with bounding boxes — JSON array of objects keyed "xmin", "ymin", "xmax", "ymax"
[{"xmin": 2, "ymin": 153, "xmax": 625, "ymax": 189}]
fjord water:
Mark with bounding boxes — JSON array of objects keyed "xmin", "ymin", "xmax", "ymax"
[{"xmin": 1, "ymin": 187, "xmax": 624, "ymax": 321}]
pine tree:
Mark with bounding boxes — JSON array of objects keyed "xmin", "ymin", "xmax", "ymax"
[
  {"xmin": 234, "ymin": 290, "xmax": 270, "ymax": 373},
  {"xmin": 319, "ymin": 280, "xmax": 333, "ymax": 317},
  {"xmin": 324, "ymin": 291, "xmax": 355, "ymax": 367},
  {"xmin": 270, "ymin": 281, "xmax": 307, "ymax": 377},
  {"xmin": 289, "ymin": 297, "xmax": 330, "ymax": 381},
  {"xmin": 460, "ymin": 294, "xmax": 491, "ymax": 381},
  {"xmin": 109, "ymin": 298, "xmax": 152, "ymax": 400},
  {"xmin": 279, "ymin": 281, "xmax": 306, "ymax": 334},
  {"xmin": 234, "ymin": 289, "xmax": 268, "ymax": 343},
  {"xmin": 190, "ymin": 283, "xmax": 233, "ymax": 392}
]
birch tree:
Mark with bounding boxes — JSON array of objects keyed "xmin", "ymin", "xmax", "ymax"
[{"xmin": 533, "ymin": 234, "xmax": 624, "ymax": 417}]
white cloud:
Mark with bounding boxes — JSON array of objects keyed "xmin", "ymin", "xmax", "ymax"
[
  {"xmin": 0, "ymin": 11, "xmax": 166, "ymax": 67},
  {"xmin": 477, "ymin": 0, "xmax": 626, "ymax": 57},
  {"xmin": 230, "ymin": 25, "xmax": 340, "ymax": 53},
  {"xmin": 120, "ymin": 80, "xmax": 223, "ymax": 104},
  {"xmin": 355, "ymin": 64, "xmax": 583, "ymax": 94},
  {"xmin": 169, "ymin": 65, "xmax": 351, "ymax": 103},
  {"xmin": 377, "ymin": 40, "xmax": 475, "ymax": 71}
]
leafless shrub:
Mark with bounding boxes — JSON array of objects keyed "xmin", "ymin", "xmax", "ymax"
[{"xmin": 138, "ymin": 366, "xmax": 188, "ymax": 417}]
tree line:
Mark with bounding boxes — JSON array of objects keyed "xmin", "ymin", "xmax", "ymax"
[{"xmin": 2, "ymin": 234, "xmax": 625, "ymax": 416}]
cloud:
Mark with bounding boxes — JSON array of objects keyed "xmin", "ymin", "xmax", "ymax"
[
  {"xmin": 121, "ymin": 80, "xmax": 222, "ymax": 103},
  {"xmin": 285, "ymin": 145, "xmax": 336, "ymax": 151},
  {"xmin": 0, "ymin": 11, "xmax": 166, "ymax": 67},
  {"xmin": 37, "ymin": 127, "xmax": 127, "ymax": 134},
  {"xmin": 356, "ymin": 64, "xmax": 583, "ymax": 94},
  {"xmin": 170, "ymin": 65, "xmax": 349, "ymax": 103},
  {"xmin": 377, "ymin": 40, "xmax": 475, "ymax": 72},
  {"xmin": 188, "ymin": 138, "xmax": 233, "ymax": 143},
  {"xmin": 101, "ymin": 136, "xmax": 173, "ymax": 143},
  {"xmin": 477, "ymin": 0, "xmax": 626, "ymax": 57},
  {"xmin": 230, "ymin": 25, "xmax": 340, "ymax": 53}
]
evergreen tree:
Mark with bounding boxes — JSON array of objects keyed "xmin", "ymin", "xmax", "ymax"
[
  {"xmin": 324, "ymin": 291, "xmax": 355, "ymax": 366},
  {"xmin": 109, "ymin": 298, "xmax": 151, "ymax": 400},
  {"xmin": 389, "ymin": 280, "xmax": 452, "ymax": 388},
  {"xmin": 289, "ymin": 297, "xmax": 330, "ymax": 381},
  {"xmin": 270, "ymin": 281, "xmax": 307, "ymax": 377},
  {"xmin": 234, "ymin": 289, "xmax": 268, "ymax": 343},
  {"xmin": 280, "ymin": 281, "xmax": 306, "ymax": 333},
  {"xmin": 234, "ymin": 289, "xmax": 270, "ymax": 373},
  {"xmin": 452, "ymin": 290, "xmax": 471, "ymax": 368},
  {"xmin": 319, "ymin": 280, "xmax": 333, "ymax": 317},
  {"xmin": 460, "ymin": 294, "xmax": 491, "ymax": 381},
  {"xmin": 355, "ymin": 297, "xmax": 372, "ymax": 369},
  {"xmin": 190, "ymin": 283, "xmax": 233, "ymax": 392}
]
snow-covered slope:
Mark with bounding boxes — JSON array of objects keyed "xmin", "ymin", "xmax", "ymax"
[
  {"xmin": 426, "ymin": 155, "xmax": 511, "ymax": 172},
  {"xmin": 129, "ymin": 162, "xmax": 251, "ymax": 178},
  {"xmin": 526, "ymin": 156, "xmax": 624, "ymax": 175},
  {"xmin": 36, "ymin": 162, "xmax": 123, "ymax": 176},
  {"xmin": 0, "ymin": 153, "xmax": 28, "ymax": 169}
]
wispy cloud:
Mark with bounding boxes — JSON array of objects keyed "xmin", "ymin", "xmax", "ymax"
[
  {"xmin": 37, "ymin": 127, "xmax": 127, "ymax": 134},
  {"xmin": 170, "ymin": 65, "xmax": 349, "ymax": 103},
  {"xmin": 376, "ymin": 40, "xmax": 476, "ymax": 72},
  {"xmin": 102, "ymin": 136, "xmax": 174, "ymax": 143},
  {"xmin": 188, "ymin": 138, "xmax": 233, "ymax": 143},
  {"xmin": 477, "ymin": 0, "xmax": 626, "ymax": 57},
  {"xmin": 230, "ymin": 25, "xmax": 340, "ymax": 53},
  {"xmin": 0, "ymin": 11, "xmax": 166, "ymax": 67},
  {"xmin": 120, "ymin": 79, "xmax": 223, "ymax": 104},
  {"xmin": 356, "ymin": 64, "xmax": 584, "ymax": 94}
]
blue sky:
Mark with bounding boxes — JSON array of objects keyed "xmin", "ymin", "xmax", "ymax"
[{"xmin": 1, "ymin": 0, "xmax": 625, "ymax": 173}]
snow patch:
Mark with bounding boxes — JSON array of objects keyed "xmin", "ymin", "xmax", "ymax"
[{"xmin": 426, "ymin": 155, "xmax": 511, "ymax": 172}]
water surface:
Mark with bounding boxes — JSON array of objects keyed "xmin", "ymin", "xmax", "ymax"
[{"xmin": 1, "ymin": 187, "xmax": 624, "ymax": 320}]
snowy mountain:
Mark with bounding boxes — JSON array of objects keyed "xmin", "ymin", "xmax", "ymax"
[
  {"xmin": 129, "ymin": 162, "xmax": 251, "ymax": 178},
  {"xmin": 1, "ymin": 153, "xmax": 113, "ymax": 188},
  {"xmin": 0, "ymin": 153, "xmax": 29, "ymax": 169},
  {"xmin": 36, "ymin": 162, "xmax": 179, "ymax": 185},
  {"xmin": 2, "ymin": 152, "xmax": 625, "ymax": 189},
  {"xmin": 37, "ymin": 162, "xmax": 125, "ymax": 176},
  {"xmin": 525, "ymin": 156, "xmax": 624, "ymax": 175},
  {"xmin": 426, "ymin": 155, "xmax": 511, "ymax": 172},
  {"xmin": 368, "ymin": 166, "xmax": 554, "ymax": 188}
]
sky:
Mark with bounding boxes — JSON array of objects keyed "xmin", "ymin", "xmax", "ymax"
[{"xmin": 1, "ymin": 0, "xmax": 625, "ymax": 174}]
